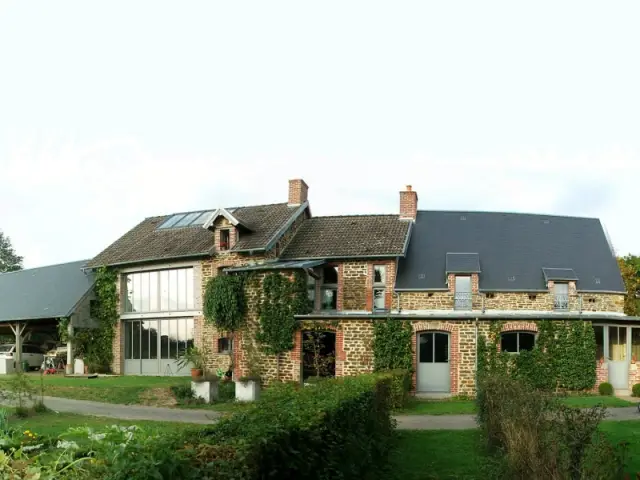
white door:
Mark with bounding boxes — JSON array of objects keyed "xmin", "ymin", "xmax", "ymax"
[{"xmin": 417, "ymin": 332, "xmax": 451, "ymax": 393}]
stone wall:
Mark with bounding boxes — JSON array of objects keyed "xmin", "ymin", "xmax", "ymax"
[{"xmin": 342, "ymin": 262, "xmax": 368, "ymax": 310}]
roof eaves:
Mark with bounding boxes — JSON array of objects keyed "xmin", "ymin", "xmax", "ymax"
[
  {"xmin": 203, "ymin": 208, "xmax": 248, "ymax": 230},
  {"xmin": 262, "ymin": 201, "xmax": 309, "ymax": 253},
  {"xmin": 282, "ymin": 253, "xmax": 403, "ymax": 261},
  {"xmin": 579, "ymin": 289, "xmax": 626, "ymax": 295},
  {"xmin": 87, "ymin": 252, "xmax": 211, "ymax": 269}
]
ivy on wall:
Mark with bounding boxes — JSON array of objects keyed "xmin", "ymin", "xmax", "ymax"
[
  {"xmin": 372, "ymin": 319, "xmax": 413, "ymax": 372},
  {"xmin": 478, "ymin": 320, "xmax": 597, "ymax": 391},
  {"xmin": 203, "ymin": 274, "xmax": 247, "ymax": 332}
]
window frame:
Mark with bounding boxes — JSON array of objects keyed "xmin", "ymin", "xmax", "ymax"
[
  {"xmin": 320, "ymin": 266, "xmax": 339, "ymax": 311},
  {"xmin": 123, "ymin": 268, "xmax": 195, "ymax": 314},
  {"xmin": 217, "ymin": 337, "xmax": 233, "ymax": 355},
  {"xmin": 500, "ymin": 331, "xmax": 536, "ymax": 354},
  {"xmin": 553, "ymin": 282, "xmax": 569, "ymax": 311},
  {"xmin": 220, "ymin": 229, "xmax": 231, "ymax": 251},
  {"xmin": 372, "ymin": 264, "xmax": 387, "ymax": 311}
]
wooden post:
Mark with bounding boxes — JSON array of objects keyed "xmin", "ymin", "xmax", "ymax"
[{"xmin": 9, "ymin": 323, "xmax": 28, "ymax": 372}]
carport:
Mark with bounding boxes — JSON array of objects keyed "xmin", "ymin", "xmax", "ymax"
[{"xmin": 0, "ymin": 260, "xmax": 96, "ymax": 372}]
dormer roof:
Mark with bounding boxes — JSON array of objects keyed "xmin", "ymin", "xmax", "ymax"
[{"xmin": 203, "ymin": 208, "xmax": 253, "ymax": 231}]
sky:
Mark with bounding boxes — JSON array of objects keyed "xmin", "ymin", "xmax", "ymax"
[{"xmin": 0, "ymin": 1, "xmax": 638, "ymax": 268}]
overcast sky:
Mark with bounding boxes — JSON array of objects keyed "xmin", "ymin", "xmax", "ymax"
[{"xmin": 1, "ymin": 1, "xmax": 638, "ymax": 268}]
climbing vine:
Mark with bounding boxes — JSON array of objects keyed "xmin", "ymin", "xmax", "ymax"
[
  {"xmin": 478, "ymin": 320, "xmax": 596, "ymax": 391},
  {"xmin": 372, "ymin": 318, "xmax": 413, "ymax": 372},
  {"xmin": 203, "ymin": 274, "xmax": 247, "ymax": 332},
  {"xmin": 255, "ymin": 271, "xmax": 311, "ymax": 380},
  {"xmin": 82, "ymin": 267, "xmax": 119, "ymax": 372}
]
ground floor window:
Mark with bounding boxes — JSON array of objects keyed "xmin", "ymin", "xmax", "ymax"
[
  {"xmin": 124, "ymin": 318, "xmax": 194, "ymax": 362},
  {"xmin": 302, "ymin": 330, "xmax": 336, "ymax": 379},
  {"xmin": 500, "ymin": 331, "xmax": 535, "ymax": 353}
]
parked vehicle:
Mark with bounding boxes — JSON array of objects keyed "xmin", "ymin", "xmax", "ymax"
[{"xmin": 0, "ymin": 344, "xmax": 45, "ymax": 370}]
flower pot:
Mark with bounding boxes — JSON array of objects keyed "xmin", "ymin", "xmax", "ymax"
[{"xmin": 191, "ymin": 368, "xmax": 203, "ymax": 379}]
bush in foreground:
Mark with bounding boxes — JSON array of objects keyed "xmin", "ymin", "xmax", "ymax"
[
  {"xmin": 632, "ymin": 383, "xmax": 640, "ymax": 398},
  {"xmin": 598, "ymin": 382, "xmax": 614, "ymax": 396}
]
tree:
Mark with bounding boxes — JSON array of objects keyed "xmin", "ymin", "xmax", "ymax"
[
  {"xmin": 618, "ymin": 255, "xmax": 640, "ymax": 316},
  {"xmin": 0, "ymin": 232, "xmax": 23, "ymax": 273}
]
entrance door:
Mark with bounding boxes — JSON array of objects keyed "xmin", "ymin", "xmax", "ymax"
[
  {"xmin": 417, "ymin": 332, "xmax": 451, "ymax": 393},
  {"xmin": 608, "ymin": 326, "xmax": 628, "ymax": 390}
]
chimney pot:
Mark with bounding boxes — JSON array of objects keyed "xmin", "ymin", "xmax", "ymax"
[{"xmin": 406, "ymin": 185, "xmax": 412, "ymax": 191}]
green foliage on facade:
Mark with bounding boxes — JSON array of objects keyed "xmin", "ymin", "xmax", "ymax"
[
  {"xmin": 478, "ymin": 320, "xmax": 597, "ymax": 391},
  {"xmin": 203, "ymin": 274, "xmax": 246, "ymax": 333},
  {"xmin": 372, "ymin": 319, "xmax": 414, "ymax": 372},
  {"xmin": 84, "ymin": 267, "xmax": 119, "ymax": 372},
  {"xmin": 618, "ymin": 255, "xmax": 640, "ymax": 316}
]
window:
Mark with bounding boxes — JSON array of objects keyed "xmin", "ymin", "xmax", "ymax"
[
  {"xmin": 321, "ymin": 266, "xmax": 338, "ymax": 311},
  {"xmin": 454, "ymin": 276, "xmax": 472, "ymax": 310},
  {"xmin": 220, "ymin": 229, "xmax": 230, "ymax": 250},
  {"xmin": 373, "ymin": 265, "xmax": 386, "ymax": 311},
  {"xmin": 307, "ymin": 274, "xmax": 317, "ymax": 309},
  {"xmin": 554, "ymin": 283, "xmax": 569, "ymax": 310},
  {"xmin": 124, "ymin": 268, "xmax": 195, "ymax": 313},
  {"xmin": 218, "ymin": 337, "xmax": 233, "ymax": 354},
  {"xmin": 594, "ymin": 325, "xmax": 604, "ymax": 360},
  {"xmin": 609, "ymin": 326, "xmax": 627, "ymax": 361},
  {"xmin": 500, "ymin": 332, "xmax": 535, "ymax": 353},
  {"xmin": 125, "ymin": 318, "xmax": 194, "ymax": 361}
]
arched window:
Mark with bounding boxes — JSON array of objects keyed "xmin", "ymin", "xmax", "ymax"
[{"xmin": 500, "ymin": 331, "xmax": 535, "ymax": 353}]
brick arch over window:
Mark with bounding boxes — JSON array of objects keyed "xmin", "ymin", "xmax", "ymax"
[
  {"xmin": 501, "ymin": 322, "xmax": 539, "ymax": 333},
  {"xmin": 411, "ymin": 322, "xmax": 459, "ymax": 395}
]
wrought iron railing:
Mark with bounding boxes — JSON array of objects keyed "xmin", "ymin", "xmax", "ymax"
[
  {"xmin": 554, "ymin": 294, "xmax": 569, "ymax": 311},
  {"xmin": 454, "ymin": 292, "xmax": 473, "ymax": 311}
]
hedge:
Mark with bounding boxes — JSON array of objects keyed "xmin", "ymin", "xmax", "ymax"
[{"xmin": 199, "ymin": 374, "xmax": 395, "ymax": 479}]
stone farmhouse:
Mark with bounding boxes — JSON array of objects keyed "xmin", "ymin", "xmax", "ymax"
[{"xmin": 87, "ymin": 179, "xmax": 635, "ymax": 395}]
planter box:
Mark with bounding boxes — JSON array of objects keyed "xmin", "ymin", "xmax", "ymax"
[
  {"xmin": 191, "ymin": 380, "xmax": 219, "ymax": 404},
  {"xmin": 235, "ymin": 380, "xmax": 261, "ymax": 402}
]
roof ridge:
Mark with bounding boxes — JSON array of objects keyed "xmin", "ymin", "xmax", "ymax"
[
  {"xmin": 148, "ymin": 202, "xmax": 292, "ymax": 220},
  {"xmin": 0, "ymin": 259, "xmax": 89, "ymax": 275},
  {"xmin": 418, "ymin": 210, "xmax": 599, "ymax": 221},
  {"xmin": 309, "ymin": 214, "xmax": 400, "ymax": 220}
]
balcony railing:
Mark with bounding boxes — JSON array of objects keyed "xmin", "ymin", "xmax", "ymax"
[
  {"xmin": 454, "ymin": 292, "xmax": 473, "ymax": 311},
  {"xmin": 554, "ymin": 294, "xmax": 569, "ymax": 311}
]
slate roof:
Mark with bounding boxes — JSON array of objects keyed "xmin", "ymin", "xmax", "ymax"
[
  {"xmin": 542, "ymin": 268, "xmax": 579, "ymax": 282},
  {"xmin": 87, "ymin": 203, "xmax": 303, "ymax": 267},
  {"xmin": 280, "ymin": 215, "xmax": 411, "ymax": 260},
  {"xmin": 396, "ymin": 211, "xmax": 625, "ymax": 292},
  {"xmin": 0, "ymin": 260, "xmax": 95, "ymax": 322}
]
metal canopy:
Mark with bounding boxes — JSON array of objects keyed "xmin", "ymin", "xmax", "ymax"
[{"xmin": 224, "ymin": 259, "xmax": 325, "ymax": 273}]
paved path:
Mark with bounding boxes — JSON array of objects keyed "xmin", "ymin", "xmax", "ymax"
[{"xmin": 7, "ymin": 396, "xmax": 640, "ymax": 430}]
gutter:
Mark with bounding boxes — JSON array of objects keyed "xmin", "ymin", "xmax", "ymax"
[
  {"xmin": 295, "ymin": 312, "xmax": 640, "ymax": 321},
  {"xmin": 84, "ymin": 252, "xmax": 210, "ymax": 270}
]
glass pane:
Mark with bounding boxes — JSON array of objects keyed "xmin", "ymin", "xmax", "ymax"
[
  {"xmin": 191, "ymin": 211, "xmax": 213, "ymax": 226},
  {"xmin": 178, "ymin": 319, "xmax": 187, "ymax": 358},
  {"xmin": 419, "ymin": 333, "xmax": 433, "ymax": 363},
  {"xmin": 374, "ymin": 266, "xmax": 386, "ymax": 284},
  {"xmin": 632, "ymin": 329, "xmax": 640, "ymax": 362},
  {"xmin": 185, "ymin": 318, "xmax": 194, "ymax": 351},
  {"xmin": 609, "ymin": 326, "xmax": 627, "ymax": 361},
  {"xmin": 434, "ymin": 333, "xmax": 449, "ymax": 363},
  {"xmin": 174, "ymin": 212, "xmax": 201, "ymax": 227},
  {"xmin": 594, "ymin": 326, "xmax": 604, "ymax": 360},
  {"xmin": 373, "ymin": 289, "xmax": 385, "ymax": 310},
  {"xmin": 124, "ymin": 322, "xmax": 132, "ymax": 359},
  {"xmin": 140, "ymin": 272, "xmax": 150, "ymax": 312},
  {"xmin": 169, "ymin": 270, "xmax": 178, "ymax": 310},
  {"xmin": 455, "ymin": 276, "xmax": 471, "ymax": 293},
  {"xmin": 323, "ymin": 266, "xmax": 338, "ymax": 285},
  {"xmin": 125, "ymin": 275, "xmax": 134, "ymax": 313},
  {"xmin": 169, "ymin": 320, "xmax": 178, "ymax": 359},
  {"xmin": 149, "ymin": 272, "xmax": 159, "ymax": 312},
  {"xmin": 159, "ymin": 214, "xmax": 185, "ymax": 229},
  {"xmin": 501, "ymin": 332, "xmax": 518, "ymax": 353},
  {"xmin": 518, "ymin": 333, "xmax": 535, "ymax": 351},
  {"xmin": 177, "ymin": 269, "xmax": 187, "ymax": 310},
  {"xmin": 321, "ymin": 288, "xmax": 337, "ymax": 310},
  {"xmin": 308, "ymin": 287, "xmax": 316, "ymax": 303},
  {"xmin": 185, "ymin": 268, "xmax": 194, "ymax": 310},
  {"xmin": 132, "ymin": 321, "xmax": 141, "ymax": 360},
  {"xmin": 149, "ymin": 320, "xmax": 158, "ymax": 360},
  {"xmin": 554, "ymin": 283, "xmax": 569, "ymax": 295},
  {"xmin": 141, "ymin": 321, "xmax": 151, "ymax": 359},
  {"xmin": 160, "ymin": 271, "xmax": 169, "ymax": 311},
  {"xmin": 132, "ymin": 274, "xmax": 142, "ymax": 312},
  {"xmin": 160, "ymin": 320, "xmax": 169, "ymax": 359}
]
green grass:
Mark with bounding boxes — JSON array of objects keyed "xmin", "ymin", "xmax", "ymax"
[
  {"xmin": 390, "ymin": 421, "xmax": 640, "ymax": 479},
  {"xmin": 0, "ymin": 374, "xmax": 190, "ymax": 405},
  {"xmin": 397, "ymin": 395, "xmax": 636, "ymax": 415}
]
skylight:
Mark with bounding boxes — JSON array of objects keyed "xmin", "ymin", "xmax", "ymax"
[{"xmin": 157, "ymin": 210, "xmax": 214, "ymax": 229}]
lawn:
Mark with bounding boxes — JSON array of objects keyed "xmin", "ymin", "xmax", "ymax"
[
  {"xmin": 389, "ymin": 420, "xmax": 640, "ymax": 479},
  {"xmin": 0, "ymin": 374, "xmax": 191, "ymax": 405},
  {"xmin": 397, "ymin": 395, "xmax": 636, "ymax": 415}
]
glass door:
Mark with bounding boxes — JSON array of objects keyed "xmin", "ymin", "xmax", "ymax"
[{"xmin": 608, "ymin": 326, "xmax": 629, "ymax": 390}]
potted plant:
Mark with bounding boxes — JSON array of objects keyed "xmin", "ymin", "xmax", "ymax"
[{"xmin": 177, "ymin": 346, "xmax": 205, "ymax": 379}]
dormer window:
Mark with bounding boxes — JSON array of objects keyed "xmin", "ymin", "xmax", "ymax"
[
  {"xmin": 554, "ymin": 283, "xmax": 569, "ymax": 311},
  {"xmin": 220, "ymin": 229, "xmax": 230, "ymax": 251},
  {"xmin": 373, "ymin": 265, "xmax": 386, "ymax": 311}
]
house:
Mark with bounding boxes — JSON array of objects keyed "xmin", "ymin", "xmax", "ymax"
[
  {"xmin": 0, "ymin": 260, "xmax": 97, "ymax": 371},
  {"xmin": 87, "ymin": 180, "xmax": 634, "ymax": 394}
]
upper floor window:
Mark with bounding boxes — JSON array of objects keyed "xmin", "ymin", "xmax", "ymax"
[
  {"xmin": 454, "ymin": 276, "xmax": 472, "ymax": 311},
  {"xmin": 500, "ymin": 331, "xmax": 535, "ymax": 353},
  {"xmin": 321, "ymin": 266, "xmax": 338, "ymax": 311},
  {"xmin": 307, "ymin": 274, "xmax": 317, "ymax": 309},
  {"xmin": 373, "ymin": 265, "xmax": 386, "ymax": 311},
  {"xmin": 124, "ymin": 268, "xmax": 195, "ymax": 313},
  {"xmin": 220, "ymin": 229, "xmax": 230, "ymax": 251},
  {"xmin": 554, "ymin": 283, "xmax": 569, "ymax": 310}
]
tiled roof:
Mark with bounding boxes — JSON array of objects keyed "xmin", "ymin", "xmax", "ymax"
[
  {"xmin": 280, "ymin": 215, "xmax": 411, "ymax": 260},
  {"xmin": 87, "ymin": 203, "xmax": 302, "ymax": 267}
]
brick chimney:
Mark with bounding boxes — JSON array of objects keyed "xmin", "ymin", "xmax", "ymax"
[
  {"xmin": 288, "ymin": 179, "xmax": 308, "ymax": 206},
  {"xmin": 399, "ymin": 185, "xmax": 418, "ymax": 221}
]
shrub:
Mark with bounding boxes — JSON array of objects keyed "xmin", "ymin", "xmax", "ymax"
[
  {"xmin": 218, "ymin": 381, "xmax": 235, "ymax": 401},
  {"xmin": 632, "ymin": 383, "xmax": 640, "ymax": 397},
  {"xmin": 198, "ymin": 374, "xmax": 395, "ymax": 479},
  {"xmin": 171, "ymin": 384, "xmax": 194, "ymax": 401},
  {"xmin": 385, "ymin": 369, "xmax": 411, "ymax": 409},
  {"xmin": 598, "ymin": 382, "xmax": 614, "ymax": 396}
]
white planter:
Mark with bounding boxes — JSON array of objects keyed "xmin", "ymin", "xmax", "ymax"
[
  {"xmin": 74, "ymin": 358, "xmax": 85, "ymax": 375},
  {"xmin": 0, "ymin": 358, "xmax": 15, "ymax": 375},
  {"xmin": 235, "ymin": 380, "xmax": 261, "ymax": 402},
  {"xmin": 191, "ymin": 380, "xmax": 219, "ymax": 403}
]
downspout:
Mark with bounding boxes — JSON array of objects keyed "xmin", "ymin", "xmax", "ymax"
[{"xmin": 475, "ymin": 317, "xmax": 479, "ymax": 394}]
